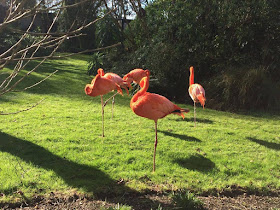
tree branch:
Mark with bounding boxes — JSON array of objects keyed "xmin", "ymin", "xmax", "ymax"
[{"xmin": 0, "ymin": 99, "xmax": 45, "ymax": 115}]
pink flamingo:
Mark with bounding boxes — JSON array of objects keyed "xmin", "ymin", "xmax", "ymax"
[
  {"xmin": 123, "ymin": 68, "xmax": 150, "ymax": 86},
  {"xmin": 188, "ymin": 66, "xmax": 206, "ymax": 127},
  {"xmin": 97, "ymin": 68, "xmax": 129, "ymax": 118},
  {"xmin": 85, "ymin": 73, "xmax": 123, "ymax": 137},
  {"xmin": 130, "ymin": 76, "xmax": 189, "ymax": 172}
]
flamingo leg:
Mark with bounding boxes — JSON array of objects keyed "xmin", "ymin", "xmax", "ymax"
[
  {"xmin": 112, "ymin": 96, "xmax": 115, "ymax": 119},
  {"xmin": 104, "ymin": 92, "xmax": 118, "ymax": 107},
  {"xmin": 153, "ymin": 121, "xmax": 158, "ymax": 172},
  {"xmin": 101, "ymin": 95, "xmax": 105, "ymax": 137},
  {"xmin": 194, "ymin": 101, "xmax": 196, "ymax": 127}
]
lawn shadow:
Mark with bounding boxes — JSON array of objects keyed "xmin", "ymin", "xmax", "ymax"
[
  {"xmin": 158, "ymin": 130, "xmax": 202, "ymax": 142},
  {"xmin": 173, "ymin": 117, "xmax": 213, "ymax": 124},
  {"xmin": 247, "ymin": 137, "xmax": 280, "ymax": 151},
  {"xmin": 174, "ymin": 154, "xmax": 216, "ymax": 172},
  {"xmin": 0, "ymin": 132, "xmax": 169, "ymax": 209}
]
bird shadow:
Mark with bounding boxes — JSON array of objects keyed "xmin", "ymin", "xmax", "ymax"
[
  {"xmin": 173, "ymin": 154, "xmax": 216, "ymax": 172},
  {"xmin": 158, "ymin": 130, "xmax": 202, "ymax": 142},
  {"xmin": 247, "ymin": 137, "xmax": 280, "ymax": 151},
  {"xmin": 173, "ymin": 117, "xmax": 213, "ymax": 124},
  {"xmin": 0, "ymin": 132, "xmax": 168, "ymax": 209}
]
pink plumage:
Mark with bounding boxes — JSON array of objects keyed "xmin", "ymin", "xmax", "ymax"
[
  {"xmin": 85, "ymin": 74, "xmax": 122, "ymax": 97},
  {"xmin": 188, "ymin": 66, "xmax": 206, "ymax": 127},
  {"xmin": 130, "ymin": 76, "xmax": 189, "ymax": 172},
  {"xmin": 123, "ymin": 68, "xmax": 150, "ymax": 85}
]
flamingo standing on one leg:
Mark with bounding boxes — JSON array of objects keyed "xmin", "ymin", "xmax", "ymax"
[
  {"xmin": 188, "ymin": 66, "xmax": 206, "ymax": 127},
  {"xmin": 97, "ymin": 68, "xmax": 129, "ymax": 118},
  {"xmin": 85, "ymin": 74, "xmax": 123, "ymax": 137},
  {"xmin": 130, "ymin": 76, "xmax": 189, "ymax": 172}
]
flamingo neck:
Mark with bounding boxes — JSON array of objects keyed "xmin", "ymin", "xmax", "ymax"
[
  {"xmin": 189, "ymin": 67, "xmax": 194, "ymax": 86},
  {"xmin": 97, "ymin": 68, "xmax": 105, "ymax": 76},
  {"xmin": 132, "ymin": 77, "xmax": 149, "ymax": 102}
]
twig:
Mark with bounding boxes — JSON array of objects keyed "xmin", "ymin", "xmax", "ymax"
[
  {"xmin": 12, "ymin": 70, "xmax": 59, "ymax": 92},
  {"xmin": 53, "ymin": 42, "xmax": 122, "ymax": 59},
  {"xmin": 0, "ymin": 99, "xmax": 45, "ymax": 115},
  {"xmin": 1, "ymin": 42, "xmax": 122, "ymax": 62}
]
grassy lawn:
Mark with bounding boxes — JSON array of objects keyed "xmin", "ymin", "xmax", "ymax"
[{"xmin": 0, "ymin": 54, "xmax": 279, "ymax": 204}]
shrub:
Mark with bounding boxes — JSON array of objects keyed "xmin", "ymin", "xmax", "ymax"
[
  {"xmin": 205, "ymin": 66, "xmax": 280, "ymax": 111},
  {"xmin": 93, "ymin": 0, "xmax": 280, "ymax": 111}
]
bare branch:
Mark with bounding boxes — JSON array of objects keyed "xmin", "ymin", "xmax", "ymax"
[
  {"xmin": 0, "ymin": 99, "xmax": 45, "ymax": 115},
  {"xmin": 0, "ymin": 0, "xmax": 124, "ymax": 115},
  {"xmin": 0, "ymin": 13, "xmax": 37, "ymax": 58},
  {"xmin": 0, "ymin": 7, "xmax": 116, "ymax": 63},
  {"xmin": 53, "ymin": 42, "xmax": 122, "ymax": 59},
  {"xmin": 3, "ymin": 42, "xmax": 121, "ymax": 62},
  {"xmin": 12, "ymin": 70, "xmax": 59, "ymax": 92}
]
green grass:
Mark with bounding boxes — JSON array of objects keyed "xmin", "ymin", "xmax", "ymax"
[{"xmin": 0, "ymin": 54, "xmax": 279, "ymax": 204}]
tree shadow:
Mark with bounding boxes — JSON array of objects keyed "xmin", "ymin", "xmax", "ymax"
[
  {"xmin": 247, "ymin": 137, "xmax": 280, "ymax": 151},
  {"xmin": 173, "ymin": 154, "xmax": 216, "ymax": 172},
  {"xmin": 0, "ymin": 132, "xmax": 127, "ymax": 195},
  {"xmin": 158, "ymin": 130, "xmax": 202, "ymax": 142},
  {"xmin": 0, "ymin": 132, "xmax": 169, "ymax": 209}
]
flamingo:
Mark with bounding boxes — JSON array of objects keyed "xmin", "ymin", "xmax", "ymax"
[
  {"xmin": 97, "ymin": 68, "xmax": 129, "ymax": 118},
  {"xmin": 188, "ymin": 66, "xmax": 206, "ymax": 127},
  {"xmin": 130, "ymin": 76, "xmax": 189, "ymax": 172},
  {"xmin": 85, "ymin": 74, "xmax": 123, "ymax": 137},
  {"xmin": 123, "ymin": 68, "xmax": 150, "ymax": 87}
]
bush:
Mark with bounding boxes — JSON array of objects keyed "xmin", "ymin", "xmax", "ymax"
[
  {"xmin": 205, "ymin": 66, "xmax": 280, "ymax": 111},
  {"xmin": 100, "ymin": 0, "xmax": 279, "ymax": 111}
]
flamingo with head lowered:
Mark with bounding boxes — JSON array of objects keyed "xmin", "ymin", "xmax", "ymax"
[
  {"xmin": 130, "ymin": 74, "xmax": 189, "ymax": 172},
  {"xmin": 97, "ymin": 68, "xmax": 129, "ymax": 118},
  {"xmin": 123, "ymin": 68, "xmax": 150, "ymax": 88},
  {"xmin": 188, "ymin": 66, "xmax": 206, "ymax": 127},
  {"xmin": 85, "ymin": 73, "xmax": 123, "ymax": 137}
]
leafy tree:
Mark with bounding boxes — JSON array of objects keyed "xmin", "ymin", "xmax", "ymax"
[
  {"xmin": 103, "ymin": 0, "xmax": 280, "ymax": 110},
  {"xmin": 57, "ymin": 0, "xmax": 103, "ymax": 52}
]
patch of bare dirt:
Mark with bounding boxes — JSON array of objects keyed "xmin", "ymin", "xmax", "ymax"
[
  {"xmin": 200, "ymin": 195, "xmax": 280, "ymax": 210},
  {"xmin": 1, "ymin": 191, "xmax": 280, "ymax": 209}
]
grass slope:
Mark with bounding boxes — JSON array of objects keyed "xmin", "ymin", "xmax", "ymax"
[{"xmin": 0, "ymin": 55, "xmax": 279, "ymax": 203}]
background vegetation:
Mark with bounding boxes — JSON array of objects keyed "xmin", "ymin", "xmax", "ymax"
[
  {"xmin": 1, "ymin": 0, "xmax": 279, "ymax": 111},
  {"xmin": 98, "ymin": 0, "xmax": 280, "ymax": 111}
]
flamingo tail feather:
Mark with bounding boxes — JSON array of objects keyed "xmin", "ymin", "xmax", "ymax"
[
  {"xmin": 197, "ymin": 93, "xmax": 206, "ymax": 108},
  {"xmin": 172, "ymin": 108, "xmax": 190, "ymax": 119}
]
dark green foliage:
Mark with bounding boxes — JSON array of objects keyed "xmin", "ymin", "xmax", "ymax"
[
  {"xmin": 87, "ymin": 52, "xmax": 105, "ymax": 75},
  {"xmin": 57, "ymin": 0, "xmax": 101, "ymax": 52},
  {"xmin": 95, "ymin": 14, "xmax": 122, "ymax": 48},
  {"xmin": 0, "ymin": 27, "xmax": 51, "ymax": 56},
  {"xmin": 205, "ymin": 66, "xmax": 280, "ymax": 111},
  {"xmin": 101, "ymin": 0, "xmax": 280, "ymax": 111}
]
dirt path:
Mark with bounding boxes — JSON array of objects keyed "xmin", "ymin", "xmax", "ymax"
[{"xmin": 1, "ymin": 192, "xmax": 280, "ymax": 209}]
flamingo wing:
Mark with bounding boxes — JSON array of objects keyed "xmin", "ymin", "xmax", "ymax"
[
  {"xmin": 123, "ymin": 69, "xmax": 147, "ymax": 84},
  {"xmin": 85, "ymin": 74, "xmax": 122, "ymax": 97},
  {"xmin": 189, "ymin": 84, "xmax": 206, "ymax": 108},
  {"xmin": 131, "ymin": 93, "xmax": 181, "ymax": 121},
  {"xmin": 104, "ymin": 73, "xmax": 122, "ymax": 84},
  {"xmin": 188, "ymin": 84, "xmax": 204, "ymax": 101}
]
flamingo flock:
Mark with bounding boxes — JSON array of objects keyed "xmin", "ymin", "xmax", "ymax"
[{"xmin": 85, "ymin": 66, "xmax": 206, "ymax": 172}]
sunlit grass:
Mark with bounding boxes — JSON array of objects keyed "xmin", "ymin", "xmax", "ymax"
[{"xmin": 0, "ymin": 54, "xmax": 279, "ymax": 203}]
